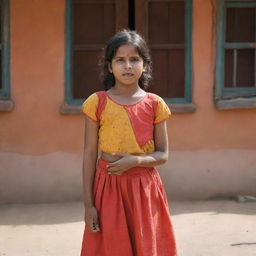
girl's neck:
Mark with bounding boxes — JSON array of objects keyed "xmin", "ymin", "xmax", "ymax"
[{"xmin": 110, "ymin": 84, "xmax": 142, "ymax": 96}]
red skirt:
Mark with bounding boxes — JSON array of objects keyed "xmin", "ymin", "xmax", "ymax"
[{"xmin": 80, "ymin": 159, "xmax": 178, "ymax": 256}]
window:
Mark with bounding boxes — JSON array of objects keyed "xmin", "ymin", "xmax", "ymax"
[
  {"xmin": 0, "ymin": 0, "xmax": 10, "ymax": 101},
  {"xmin": 215, "ymin": 0, "xmax": 256, "ymax": 109},
  {"xmin": 64, "ymin": 0, "xmax": 127, "ymax": 107},
  {"xmin": 63, "ymin": 0, "xmax": 193, "ymax": 111},
  {"xmin": 145, "ymin": 0, "xmax": 192, "ymax": 104}
]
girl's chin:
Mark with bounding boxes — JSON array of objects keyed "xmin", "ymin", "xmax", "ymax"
[
  {"xmin": 116, "ymin": 83, "xmax": 139, "ymax": 87},
  {"xmin": 115, "ymin": 80, "xmax": 139, "ymax": 87}
]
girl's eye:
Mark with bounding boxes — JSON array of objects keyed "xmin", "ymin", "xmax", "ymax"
[{"xmin": 131, "ymin": 57, "xmax": 139, "ymax": 62}]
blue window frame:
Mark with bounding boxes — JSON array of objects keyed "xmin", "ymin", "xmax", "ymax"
[
  {"xmin": 65, "ymin": 0, "xmax": 192, "ymax": 106},
  {"xmin": 65, "ymin": 0, "xmax": 118, "ymax": 106},
  {"xmin": 184, "ymin": 0, "xmax": 193, "ymax": 104},
  {"xmin": 215, "ymin": 0, "xmax": 256, "ymax": 101},
  {"xmin": 179, "ymin": 0, "xmax": 192, "ymax": 104},
  {"xmin": 0, "ymin": 0, "xmax": 10, "ymax": 100}
]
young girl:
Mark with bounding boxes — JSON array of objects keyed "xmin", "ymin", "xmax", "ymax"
[{"xmin": 80, "ymin": 30, "xmax": 178, "ymax": 256}]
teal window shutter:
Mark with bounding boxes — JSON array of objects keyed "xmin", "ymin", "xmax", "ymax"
[
  {"xmin": 148, "ymin": 0, "xmax": 192, "ymax": 104},
  {"xmin": 0, "ymin": 0, "xmax": 10, "ymax": 99},
  {"xmin": 65, "ymin": 0, "xmax": 116, "ymax": 106},
  {"xmin": 215, "ymin": 0, "xmax": 256, "ymax": 101}
]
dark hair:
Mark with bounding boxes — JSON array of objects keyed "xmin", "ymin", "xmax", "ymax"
[{"xmin": 99, "ymin": 29, "xmax": 152, "ymax": 90}]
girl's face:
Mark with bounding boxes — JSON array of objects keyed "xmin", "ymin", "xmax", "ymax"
[{"xmin": 109, "ymin": 44, "xmax": 145, "ymax": 87}]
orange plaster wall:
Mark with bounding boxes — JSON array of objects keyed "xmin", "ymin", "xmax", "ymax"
[
  {"xmin": 1, "ymin": 0, "xmax": 256, "ymax": 203},
  {"xmin": 1, "ymin": 0, "xmax": 84, "ymax": 155},
  {"xmin": 1, "ymin": 0, "xmax": 256, "ymax": 156}
]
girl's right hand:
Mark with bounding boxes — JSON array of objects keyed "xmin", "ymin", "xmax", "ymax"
[{"xmin": 84, "ymin": 205, "xmax": 100, "ymax": 232}]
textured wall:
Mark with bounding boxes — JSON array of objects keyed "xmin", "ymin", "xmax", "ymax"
[{"xmin": 0, "ymin": 0, "xmax": 255, "ymax": 202}]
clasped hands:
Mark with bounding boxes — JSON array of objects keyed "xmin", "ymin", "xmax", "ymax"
[{"xmin": 106, "ymin": 153, "xmax": 140, "ymax": 175}]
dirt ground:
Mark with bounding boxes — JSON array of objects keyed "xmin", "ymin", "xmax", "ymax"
[{"xmin": 0, "ymin": 200, "xmax": 256, "ymax": 256}]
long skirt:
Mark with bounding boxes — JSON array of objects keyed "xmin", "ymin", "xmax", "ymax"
[{"xmin": 80, "ymin": 158, "xmax": 178, "ymax": 256}]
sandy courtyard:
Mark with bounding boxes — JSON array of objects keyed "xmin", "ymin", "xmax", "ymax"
[{"xmin": 0, "ymin": 200, "xmax": 256, "ymax": 256}]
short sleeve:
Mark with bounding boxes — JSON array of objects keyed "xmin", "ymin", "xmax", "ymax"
[
  {"xmin": 154, "ymin": 96, "xmax": 171, "ymax": 123},
  {"xmin": 82, "ymin": 93, "xmax": 99, "ymax": 122}
]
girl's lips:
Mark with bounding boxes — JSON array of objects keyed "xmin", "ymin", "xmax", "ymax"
[{"xmin": 122, "ymin": 73, "xmax": 134, "ymax": 77}]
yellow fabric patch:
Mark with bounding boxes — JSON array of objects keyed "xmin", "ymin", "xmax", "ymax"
[
  {"xmin": 141, "ymin": 139, "xmax": 155, "ymax": 154},
  {"xmin": 82, "ymin": 93, "xmax": 171, "ymax": 155},
  {"xmin": 154, "ymin": 96, "xmax": 171, "ymax": 123},
  {"xmin": 82, "ymin": 93, "xmax": 99, "ymax": 122},
  {"xmin": 98, "ymin": 99, "xmax": 154, "ymax": 155}
]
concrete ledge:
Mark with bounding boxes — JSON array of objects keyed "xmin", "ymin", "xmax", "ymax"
[
  {"xmin": 59, "ymin": 103, "xmax": 81, "ymax": 114},
  {"xmin": 215, "ymin": 97, "xmax": 256, "ymax": 110},
  {"xmin": 60, "ymin": 102, "xmax": 197, "ymax": 114},
  {"xmin": 0, "ymin": 99, "xmax": 14, "ymax": 112},
  {"xmin": 168, "ymin": 103, "xmax": 196, "ymax": 113}
]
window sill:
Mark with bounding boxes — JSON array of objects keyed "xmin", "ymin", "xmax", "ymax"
[
  {"xmin": 215, "ymin": 97, "xmax": 256, "ymax": 110},
  {"xmin": 0, "ymin": 99, "xmax": 14, "ymax": 112},
  {"xmin": 60, "ymin": 102, "xmax": 197, "ymax": 114},
  {"xmin": 59, "ymin": 103, "xmax": 82, "ymax": 114},
  {"xmin": 168, "ymin": 103, "xmax": 196, "ymax": 113}
]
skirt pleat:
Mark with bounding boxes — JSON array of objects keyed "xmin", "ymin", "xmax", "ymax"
[{"xmin": 80, "ymin": 159, "xmax": 178, "ymax": 256}]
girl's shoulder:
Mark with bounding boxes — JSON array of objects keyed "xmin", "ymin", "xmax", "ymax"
[
  {"xmin": 146, "ymin": 92, "xmax": 171, "ymax": 124},
  {"xmin": 84, "ymin": 90, "xmax": 105, "ymax": 99},
  {"xmin": 82, "ymin": 92, "xmax": 98, "ymax": 107},
  {"xmin": 82, "ymin": 91, "xmax": 106, "ymax": 105},
  {"xmin": 82, "ymin": 91, "xmax": 108, "ymax": 122},
  {"xmin": 146, "ymin": 92, "xmax": 167, "ymax": 105}
]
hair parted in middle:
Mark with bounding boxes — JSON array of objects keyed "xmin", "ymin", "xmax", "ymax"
[{"xmin": 99, "ymin": 29, "xmax": 152, "ymax": 91}]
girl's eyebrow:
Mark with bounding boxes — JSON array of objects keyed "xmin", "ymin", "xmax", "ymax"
[{"xmin": 113, "ymin": 55, "xmax": 141, "ymax": 59}]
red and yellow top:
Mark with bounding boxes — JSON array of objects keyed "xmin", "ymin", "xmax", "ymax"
[{"xmin": 82, "ymin": 91, "xmax": 171, "ymax": 155}]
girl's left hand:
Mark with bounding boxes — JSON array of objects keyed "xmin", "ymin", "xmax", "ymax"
[{"xmin": 107, "ymin": 153, "xmax": 139, "ymax": 175}]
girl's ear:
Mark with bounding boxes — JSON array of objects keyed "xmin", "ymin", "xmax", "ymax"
[{"xmin": 108, "ymin": 63, "xmax": 112, "ymax": 73}]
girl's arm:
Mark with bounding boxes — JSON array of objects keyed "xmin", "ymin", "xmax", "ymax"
[
  {"xmin": 107, "ymin": 120, "xmax": 169, "ymax": 174},
  {"xmin": 82, "ymin": 116, "xmax": 99, "ymax": 206},
  {"xmin": 82, "ymin": 116, "xmax": 101, "ymax": 232}
]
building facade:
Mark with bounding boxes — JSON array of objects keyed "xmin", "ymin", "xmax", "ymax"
[{"xmin": 0, "ymin": 0, "xmax": 256, "ymax": 202}]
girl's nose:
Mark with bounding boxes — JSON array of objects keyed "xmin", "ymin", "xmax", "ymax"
[{"xmin": 124, "ymin": 61, "xmax": 132, "ymax": 69}]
